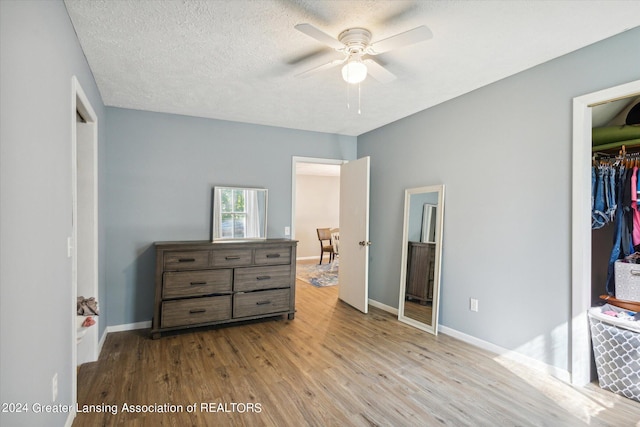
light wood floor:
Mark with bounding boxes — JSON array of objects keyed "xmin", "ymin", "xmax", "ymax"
[{"xmin": 74, "ymin": 280, "xmax": 640, "ymax": 426}]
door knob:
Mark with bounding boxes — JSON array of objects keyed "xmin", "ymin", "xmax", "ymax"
[{"xmin": 359, "ymin": 241, "xmax": 372, "ymax": 246}]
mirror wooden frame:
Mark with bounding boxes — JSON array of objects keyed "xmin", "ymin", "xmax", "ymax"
[{"xmin": 398, "ymin": 184, "xmax": 445, "ymax": 335}]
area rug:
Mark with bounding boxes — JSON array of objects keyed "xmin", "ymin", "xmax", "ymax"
[{"xmin": 296, "ymin": 262, "xmax": 338, "ymax": 287}]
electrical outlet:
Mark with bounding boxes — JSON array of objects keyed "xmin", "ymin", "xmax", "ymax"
[
  {"xmin": 52, "ymin": 373, "xmax": 58, "ymax": 402},
  {"xmin": 470, "ymin": 298, "xmax": 479, "ymax": 312},
  {"xmin": 284, "ymin": 226, "xmax": 290, "ymax": 236}
]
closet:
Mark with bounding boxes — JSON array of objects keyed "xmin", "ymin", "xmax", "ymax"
[
  {"xmin": 589, "ymin": 98, "xmax": 640, "ymax": 403},
  {"xmin": 591, "ymin": 97, "xmax": 640, "ymax": 308}
]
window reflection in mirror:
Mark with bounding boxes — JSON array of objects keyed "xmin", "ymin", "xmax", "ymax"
[{"xmin": 213, "ymin": 187, "xmax": 267, "ymax": 241}]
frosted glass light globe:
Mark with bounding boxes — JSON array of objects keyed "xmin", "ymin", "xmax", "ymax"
[{"xmin": 341, "ymin": 60, "xmax": 367, "ymax": 84}]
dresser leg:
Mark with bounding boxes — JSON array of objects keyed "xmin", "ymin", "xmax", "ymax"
[
  {"xmin": 151, "ymin": 332, "xmax": 161, "ymax": 340},
  {"xmin": 288, "ymin": 313, "xmax": 295, "ymax": 320}
]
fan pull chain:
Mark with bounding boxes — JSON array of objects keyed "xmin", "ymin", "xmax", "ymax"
[{"xmin": 345, "ymin": 81, "xmax": 362, "ymax": 114}]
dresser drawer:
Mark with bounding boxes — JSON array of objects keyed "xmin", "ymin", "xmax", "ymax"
[
  {"xmin": 234, "ymin": 265, "xmax": 292, "ymax": 292},
  {"xmin": 254, "ymin": 246, "xmax": 291, "ymax": 265},
  {"xmin": 210, "ymin": 249, "xmax": 252, "ymax": 267},
  {"xmin": 164, "ymin": 251, "xmax": 210, "ymax": 271},
  {"xmin": 163, "ymin": 270, "xmax": 232, "ymax": 299},
  {"xmin": 233, "ymin": 289, "xmax": 290, "ymax": 318},
  {"xmin": 161, "ymin": 295, "xmax": 231, "ymax": 328}
]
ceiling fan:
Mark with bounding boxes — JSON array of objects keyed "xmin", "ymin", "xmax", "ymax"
[{"xmin": 294, "ymin": 23, "xmax": 433, "ymax": 84}]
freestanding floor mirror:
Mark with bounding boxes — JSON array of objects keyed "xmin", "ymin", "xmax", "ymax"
[{"xmin": 398, "ymin": 185, "xmax": 445, "ymax": 335}]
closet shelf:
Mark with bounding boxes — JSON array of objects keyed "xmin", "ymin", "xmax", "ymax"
[
  {"xmin": 591, "ymin": 138, "xmax": 640, "ymax": 152},
  {"xmin": 599, "ymin": 295, "xmax": 640, "ymax": 312}
]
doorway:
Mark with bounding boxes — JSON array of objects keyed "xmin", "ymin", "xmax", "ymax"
[
  {"xmin": 291, "ymin": 157, "xmax": 343, "ymax": 261},
  {"xmin": 291, "ymin": 156, "xmax": 371, "ymax": 314},
  {"xmin": 71, "ymin": 76, "xmax": 99, "ymax": 404},
  {"xmin": 571, "ymin": 79, "xmax": 640, "ymax": 386}
]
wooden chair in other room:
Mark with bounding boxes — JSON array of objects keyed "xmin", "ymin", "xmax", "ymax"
[
  {"xmin": 329, "ymin": 228, "xmax": 339, "ymax": 271},
  {"xmin": 317, "ymin": 228, "xmax": 335, "ymax": 264},
  {"xmin": 330, "ymin": 228, "xmax": 339, "ymax": 257}
]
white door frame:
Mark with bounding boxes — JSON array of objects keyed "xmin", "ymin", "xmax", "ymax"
[
  {"xmin": 290, "ymin": 156, "xmax": 346, "ymax": 241},
  {"xmin": 571, "ymin": 79, "xmax": 640, "ymax": 386},
  {"xmin": 71, "ymin": 76, "xmax": 98, "ymax": 405}
]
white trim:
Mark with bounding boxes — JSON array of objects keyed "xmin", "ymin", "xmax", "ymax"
[
  {"xmin": 105, "ymin": 320, "xmax": 153, "ymax": 334},
  {"xmin": 368, "ymin": 299, "xmax": 397, "ymax": 315},
  {"xmin": 98, "ymin": 327, "xmax": 108, "ymax": 356},
  {"xmin": 439, "ymin": 325, "xmax": 571, "ymax": 383},
  {"xmin": 64, "ymin": 411, "xmax": 75, "ymax": 427},
  {"xmin": 296, "ymin": 256, "xmax": 320, "ymax": 261},
  {"xmin": 571, "ymin": 80, "xmax": 640, "ymax": 386},
  {"xmin": 70, "ymin": 76, "xmax": 98, "ymax": 419}
]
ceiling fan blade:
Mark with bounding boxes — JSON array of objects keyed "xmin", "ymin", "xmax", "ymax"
[
  {"xmin": 285, "ymin": 47, "xmax": 334, "ymax": 65},
  {"xmin": 295, "ymin": 58, "xmax": 345, "ymax": 79},
  {"xmin": 367, "ymin": 25, "xmax": 433, "ymax": 55},
  {"xmin": 363, "ymin": 59, "xmax": 396, "ymax": 83},
  {"xmin": 295, "ymin": 23, "xmax": 344, "ymax": 50}
]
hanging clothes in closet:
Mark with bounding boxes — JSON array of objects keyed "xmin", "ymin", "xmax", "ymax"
[{"xmin": 592, "ymin": 150, "xmax": 640, "ymax": 295}]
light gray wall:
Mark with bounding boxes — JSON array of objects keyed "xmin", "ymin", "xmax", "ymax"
[
  {"xmin": 105, "ymin": 107, "xmax": 356, "ymax": 325},
  {"xmin": 358, "ymin": 27, "xmax": 640, "ymax": 372},
  {"xmin": 0, "ymin": 1, "xmax": 106, "ymax": 426}
]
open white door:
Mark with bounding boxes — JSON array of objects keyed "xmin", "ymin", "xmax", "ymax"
[{"xmin": 338, "ymin": 156, "xmax": 370, "ymax": 313}]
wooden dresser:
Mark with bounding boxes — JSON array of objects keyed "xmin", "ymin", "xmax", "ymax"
[
  {"xmin": 405, "ymin": 241, "xmax": 436, "ymax": 304},
  {"xmin": 151, "ymin": 239, "xmax": 297, "ymax": 339}
]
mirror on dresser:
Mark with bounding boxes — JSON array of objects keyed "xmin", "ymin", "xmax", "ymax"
[
  {"xmin": 212, "ymin": 186, "xmax": 268, "ymax": 241},
  {"xmin": 398, "ymin": 185, "xmax": 445, "ymax": 335}
]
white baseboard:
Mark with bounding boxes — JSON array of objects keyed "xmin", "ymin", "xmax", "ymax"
[
  {"xmin": 439, "ymin": 325, "xmax": 571, "ymax": 383},
  {"xmin": 296, "ymin": 256, "xmax": 320, "ymax": 261},
  {"xmin": 106, "ymin": 320, "xmax": 152, "ymax": 333},
  {"xmin": 368, "ymin": 299, "xmax": 398, "ymax": 315},
  {"xmin": 98, "ymin": 329, "xmax": 107, "ymax": 357}
]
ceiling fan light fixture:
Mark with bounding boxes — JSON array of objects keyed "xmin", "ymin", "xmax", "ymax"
[{"xmin": 341, "ymin": 59, "xmax": 367, "ymax": 84}]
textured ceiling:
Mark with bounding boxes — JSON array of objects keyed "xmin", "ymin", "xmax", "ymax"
[{"xmin": 64, "ymin": 0, "xmax": 640, "ymax": 136}]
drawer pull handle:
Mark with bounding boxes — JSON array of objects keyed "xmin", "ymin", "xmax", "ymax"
[
  {"xmin": 189, "ymin": 309, "xmax": 206, "ymax": 314},
  {"xmin": 266, "ymin": 253, "xmax": 281, "ymax": 258},
  {"xmin": 630, "ymin": 270, "xmax": 640, "ymax": 276},
  {"xmin": 190, "ymin": 281, "xmax": 207, "ymax": 286},
  {"xmin": 225, "ymin": 256, "xmax": 240, "ymax": 260},
  {"xmin": 256, "ymin": 300, "xmax": 271, "ymax": 306},
  {"xmin": 256, "ymin": 276, "xmax": 271, "ymax": 281},
  {"xmin": 178, "ymin": 258, "xmax": 196, "ymax": 263}
]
